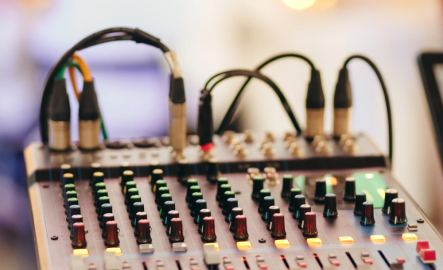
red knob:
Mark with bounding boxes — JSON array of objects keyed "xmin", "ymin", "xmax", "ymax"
[
  {"xmin": 71, "ymin": 222, "xmax": 87, "ymax": 248},
  {"xmin": 201, "ymin": 217, "xmax": 217, "ymax": 243},
  {"xmin": 233, "ymin": 215, "xmax": 249, "ymax": 241},
  {"xmin": 271, "ymin": 213, "xmax": 286, "ymax": 239},
  {"xmin": 169, "ymin": 218, "xmax": 185, "ymax": 243},
  {"xmin": 104, "ymin": 221, "xmax": 120, "ymax": 247},
  {"xmin": 302, "ymin": 212, "xmax": 318, "ymax": 238},
  {"xmin": 136, "ymin": 219, "xmax": 152, "ymax": 244}
]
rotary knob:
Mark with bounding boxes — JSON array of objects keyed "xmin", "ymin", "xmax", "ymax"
[
  {"xmin": 120, "ymin": 170, "xmax": 134, "ymax": 193},
  {"xmin": 198, "ymin": 209, "xmax": 211, "ymax": 234},
  {"xmin": 261, "ymin": 196, "xmax": 275, "ymax": 221},
  {"xmin": 187, "ymin": 185, "xmax": 201, "ymax": 205},
  {"xmin": 201, "ymin": 217, "xmax": 217, "ymax": 243},
  {"xmin": 189, "ymin": 192, "xmax": 203, "ymax": 210},
  {"xmin": 150, "ymin": 168, "xmax": 164, "ymax": 189},
  {"xmin": 383, "ymin": 189, "xmax": 398, "ymax": 215},
  {"xmin": 360, "ymin": 202, "xmax": 375, "ymax": 226},
  {"xmin": 177, "ymin": 159, "xmax": 191, "ymax": 184},
  {"xmin": 291, "ymin": 195, "xmax": 306, "ymax": 220},
  {"xmin": 266, "ymin": 206, "xmax": 281, "ymax": 230},
  {"xmin": 70, "ymin": 215, "xmax": 83, "ymax": 234},
  {"xmin": 104, "ymin": 221, "xmax": 120, "ymax": 247},
  {"xmin": 71, "ymin": 222, "xmax": 87, "ymax": 248},
  {"xmin": 169, "ymin": 218, "xmax": 185, "ymax": 243},
  {"xmin": 223, "ymin": 198, "xmax": 238, "ymax": 216},
  {"xmin": 220, "ymin": 191, "xmax": 235, "ymax": 209},
  {"xmin": 152, "ymin": 179, "xmax": 167, "ymax": 195},
  {"xmin": 186, "ymin": 179, "xmax": 199, "ymax": 202},
  {"xmin": 161, "ymin": 201, "xmax": 176, "ymax": 221},
  {"xmin": 136, "ymin": 219, "xmax": 152, "ymax": 244},
  {"xmin": 67, "ymin": 205, "xmax": 81, "ymax": 223},
  {"xmin": 133, "ymin": 212, "xmax": 148, "ymax": 229},
  {"xmin": 91, "ymin": 171, "xmax": 104, "ymax": 188},
  {"xmin": 288, "ymin": 188, "xmax": 302, "ymax": 212},
  {"xmin": 251, "ymin": 176, "xmax": 265, "ymax": 201},
  {"xmin": 281, "ymin": 174, "xmax": 293, "ymax": 199},
  {"xmin": 229, "ymin": 208, "xmax": 243, "ymax": 232},
  {"xmin": 298, "ymin": 204, "xmax": 312, "ymax": 229},
  {"xmin": 206, "ymin": 158, "xmax": 220, "ymax": 183},
  {"xmin": 125, "ymin": 188, "xmax": 139, "ymax": 206},
  {"xmin": 353, "ymin": 193, "xmax": 366, "ymax": 216},
  {"xmin": 155, "ymin": 186, "xmax": 169, "ymax": 205},
  {"xmin": 216, "ymin": 178, "xmax": 229, "ymax": 201},
  {"xmin": 98, "ymin": 203, "xmax": 112, "ymax": 222},
  {"xmin": 270, "ymin": 213, "xmax": 286, "ymax": 239},
  {"xmin": 100, "ymin": 213, "xmax": 114, "ymax": 231},
  {"xmin": 233, "ymin": 215, "xmax": 249, "ymax": 241},
  {"xmin": 166, "ymin": 210, "xmax": 180, "ymax": 234},
  {"xmin": 130, "ymin": 202, "xmax": 145, "ymax": 222},
  {"xmin": 217, "ymin": 184, "xmax": 231, "ymax": 206},
  {"xmin": 302, "ymin": 212, "xmax": 318, "ymax": 238},
  {"xmin": 192, "ymin": 199, "xmax": 207, "ymax": 219},
  {"xmin": 343, "ymin": 177, "xmax": 356, "ymax": 202},
  {"xmin": 389, "ymin": 198, "xmax": 408, "ymax": 224},
  {"xmin": 323, "ymin": 193, "xmax": 338, "ymax": 218},
  {"xmin": 258, "ymin": 189, "xmax": 272, "ymax": 213},
  {"xmin": 314, "ymin": 179, "xmax": 327, "ymax": 203}
]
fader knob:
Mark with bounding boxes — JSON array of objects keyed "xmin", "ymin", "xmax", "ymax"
[
  {"xmin": 216, "ymin": 178, "xmax": 229, "ymax": 201},
  {"xmin": 71, "ymin": 222, "xmax": 87, "ymax": 248},
  {"xmin": 360, "ymin": 202, "xmax": 375, "ymax": 226},
  {"xmin": 281, "ymin": 174, "xmax": 293, "ymax": 199},
  {"xmin": 192, "ymin": 199, "xmax": 207, "ymax": 218},
  {"xmin": 186, "ymin": 179, "xmax": 199, "ymax": 202},
  {"xmin": 133, "ymin": 212, "xmax": 148, "ymax": 229},
  {"xmin": 302, "ymin": 212, "xmax": 318, "ymax": 238},
  {"xmin": 136, "ymin": 219, "xmax": 152, "ymax": 244},
  {"xmin": 229, "ymin": 208, "xmax": 243, "ymax": 232},
  {"xmin": 206, "ymin": 158, "xmax": 220, "ymax": 183},
  {"xmin": 323, "ymin": 193, "xmax": 338, "ymax": 218},
  {"xmin": 251, "ymin": 176, "xmax": 265, "ymax": 201},
  {"xmin": 101, "ymin": 213, "xmax": 114, "ymax": 230},
  {"xmin": 383, "ymin": 189, "xmax": 398, "ymax": 215},
  {"xmin": 353, "ymin": 193, "xmax": 366, "ymax": 216},
  {"xmin": 267, "ymin": 206, "xmax": 281, "ymax": 230},
  {"xmin": 343, "ymin": 177, "xmax": 356, "ymax": 202},
  {"xmin": 288, "ymin": 188, "xmax": 302, "ymax": 212},
  {"xmin": 198, "ymin": 209, "xmax": 211, "ymax": 234},
  {"xmin": 201, "ymin": 217, "xmax": 217, "ymax": 243},
  {"xmin": 258, "ymin": 189, "xmax": 272, "ymax": 213},
  {"xmin": 261, "ymin": 196, "xmax": 275, "ymax": 221},
  {"xmin": 314, "ymin": 179, "xmax": 327, "ymax": 203},
  {"xmin": 291, "ymin": 195, "xmax": 306, "ymax": 219},
  {"xmin": 270, "ymin": 213, "xmax": 286, "ymax": 239},
  {"xmin": 224, "ymin": 198, "xmax": 239, "ymax": 221},
  {"xmin": 169, "ymin": 218, "xmax": 185, "ymax": 243},
  {"xmin": 389, "ymin": 198, "xmax": 408, "ymax": 224},
  {"xmin": 104, "ymin": 221, "xmax": 120, "ymax": 247},
  {"xmin": 233, "ymin": 215, "xmax": 249, "ymax": 241},
  {"xmin": 166, "ymin": 210, "xmax": 179, "ymax": 233},
  {"xmin": 177, "ymin": 159, "xmax": 190, "ymax": 184},
  {"xmin": 161, "ymin": 201, "xmax": 175, "ymax": 221},
  {"xmin": 298, "ymin": 204, "xmax": 312, "ymax": 229}
]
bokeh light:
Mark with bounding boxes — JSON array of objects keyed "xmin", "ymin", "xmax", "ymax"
[{"xmin": 282, "ymin": 0, "xmax": 316, "ymax": 10}]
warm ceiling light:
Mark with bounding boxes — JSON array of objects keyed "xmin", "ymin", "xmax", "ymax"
[{"xmin": 282, "ymin": 0, "xmax": 316, "ymax": 10}]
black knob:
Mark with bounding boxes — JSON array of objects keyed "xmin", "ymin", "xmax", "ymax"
[
  {"xmin": 389, "ymin": 198, "xmax": 408, "ymax": 224},
  {"xmin": 353, "ymin": 193, "xmax": 366, "ymax": 216},
  {"xmin": 62, "ymin": 172, "xmax": 74, "ymax": 187},
  {"xmin": 266, "ymin": 206, "xmax": 280, "ymax": 230},
  {"xmin": 198, "ymin": 209, "xmax": 211, "ymax": 234},
  {"xmin": 233, "ymin": 215, "xmax": 249, "ymax": 241},
  {"xmin": 155, "ymin": 186, "xmax": 169, "ymax": 204},
  {"xmin": 281, "ymin": 174, "xmax": 293, "ymax": 199},
  {"xmin": 101, "ymin": 213, "xmax": 114, "ymax": 231},
  {"xmin": 71, "ymin": 222, "xmax": 87, "ymax": 248},
  {"xmin": 258, "ymin": 189, "xmax": 272, "ymax": 213},
  {"xmin": 98, "ymin": 203, "xmax": 112, "ymax": 222},
  {"xmin": 383, "ymin": 189, "xmax": 398, "ymax": 215},
  {"xmin": 94, "ymin": 189, "xmax": 108, "ymax": 207},
  {"xmin": 64, "ymin": 190, "xmax": 78, "ymax": 204},
  {"xmin": 104, "ymin": 221, "xmax": 120, "ymax": 247},
  {"xmin": 186, "ymin": 179, "xmax": 199, "ymax": 203},
  {"xmin": 67, "ymin": 204, "xmax": 81, "ymax": 223},
  {"xmin": 89, "ymin": 162, "xmax": 102, "ymax": 180},
  {"xmin": 63, "ymin": 183, "xmax": 76, "ymax": 195},
  {"xmin": 216, "ymin": 178, "xmax": 229, "ymax": 201},
  {"xmin": 61, "ymin": 164, "xmax": 72, "ymax": 181},
  {"xmin": 189, "ymin": 192, "xmax": 203, "ymax": 210},
  {"xmin": 119, "ymin": 162, "xmax": 130, "ymax": 177},
  {"xmin": 224, "ymin": 198, "xmax": 239, "ymax": 222},
  {"xmin": 120, "ymin": 170, "xmax": 134, "ymax": 193},
  {"xmin": 150, "ymin": 169, "xmax": 164, "ymax": 190},
  {"xmin": 148, "ymin": 162, "xmax": 160, "ymax": 182},
  {"xmin": 136, "ymin": 219, "xmax": 152, "ymax": 244},
  {"xmin": 93, "ymin": 182, "xmax": 106, "ymax": 195},
  {"xmin": 323, "ymin": 193, "xmax": 338, "ymax": 218},
  {"xmin": 169, "ymin": 218, "xmax": 185, "ymax": 243},
  {"xmin": 218, "ymin": 185, "xmax": 232, "ymax": 207},
  {"xmin": 201, "ymin": 217, "xmax": 217, "ymax": 243},
  {"xmin": 343, "ymin": 177, "xmax": 356, "ymax": 202},
  {"xmin": 291, "ymin": 195, "xmax": 306, "ymax": 220},
  {"xmin": 221, "ymin": 191, "xmax": 235, "ymax": 209},
  {"xmin": 360, "ymin": 202, "xmax": 375, "ymax": 226},
  {"xmin": 251, "ymin": 176, "xmax": 265, "ymax": 201},
  {"xmin": 166, "ymin": 210, "xmax": 180, "ymax": 234},
  {"xmin": 91, "ymin": 171, "xmax": 104, "ymax": 188},
  {"xmin": 192, "ymin": 199, "xmax": 207, "ymax": 219},
  {"xmin": 177, "ymin": 159, "xmax": 191, "ymax": 184},
  {"xmin": 314, "ymin": 179, "xmax": 326, "ymax": 203},
  {"xmin": 162, "ymin": 201, "xmax": 176, "ymax": 221},
  {"xmin": 261, "ymin": 196, "xmax": 275, "ymax": 221},
  {"xmin": 65, "ymin": 198, "xmax": 79, "ymax": 215},
  {"xmin": 125, "ymin": 187, "xmax": 139, "ymax": 205},
  {"xmin": 128, "ymin": 195, "xmax": 142, "ymax": 214},
  {"xmin": 288, "ymin": 188, "xmax": 302, "ymax": 212},
  {"xmin": 69, "ymin": 214, "xmax": 83, "ymax": 232},
  {"xmin": 130, "ymin": 202, "xmax": 145, "ymax": 222},
  {"xmin": 125, "ymin": 181, "xmax": 137, "ymax": 193},
  {"xmin": 229, "ymin": 207, "xmax": 243, "ymax": 232},
  {"xmin": 270, "ymin": 213, "xmax": 286, "ymax": 239},
  {"xmin": 133, "ymin": 212, "xmax": 148, "ymax": 229},
  {"xmin": 153, "ymin": 179, "xmax": 167, "ymax": 195},
  {"xmin": 298, "ymin": 204, "xmax": 312, "ymax": 229},
  {"xmin": 302, "ymin": 212, "xmax": 318, "ymax": 238},
  {"xmin": 158, "ymin": 194, "xmax": 172, "ymax": 211},
  {"xmin": 206, "ymin": 158, "xmax": 220, "ymax": 183}
]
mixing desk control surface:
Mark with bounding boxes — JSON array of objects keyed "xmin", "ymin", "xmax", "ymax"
[{"xmin": 25, "ymin": 133, "xmax": 443, "ymax": 270}]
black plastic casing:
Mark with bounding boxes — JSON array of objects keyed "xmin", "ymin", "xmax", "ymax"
[
  {"xmin": 305, "ymin": 69, "xmax": 325, "ymax": 109},
  {"xmin": 49, "ymin": 78, "xmax": 71, "ymax": 122},
  {"xmin": 79, "ymin": 80, "xmax": 100, "ymax": 121},
  {"xmin": 169, "ymin": 75, "xmax": 186, "ymax": 104},
  {"xmin": 334, "ymin": 68, "xmax": 353, "ymax": 109},
  {"xmin": 197, "ymin": 90, "xmax": 214, "ymax": 146}
]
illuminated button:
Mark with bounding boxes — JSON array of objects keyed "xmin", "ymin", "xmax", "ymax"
[
  {"xmin": 307, "ymin": 238, "xmax": 322, "ymax": 247},
  {"xmin": 204, "ymin": 242, "xmax": 220, "ymax": 251},
  {"xmin": 274, "ymin": 239, "xmax": 290, "ymax": 249},
  {"xmin": 106, "ymin": 247, "xmax": 122, "ymax": 256},
  {"xmin": 370, "ymin": 235, "xmax": 386, "ymax": 243},
  {"xmin": 402, "ymin": 233, "xmax": 418, "ymax": 241},
  {"xmin": 72, "ymin": 249, "xmax": 89, "ymax": 257},
  {"xmin": 338, "ymin": 236, "xmax": 354, "ymax": 244},
  {"xmin": 236, "ymin": 241, "xmax": 252, "ymax": 250}
]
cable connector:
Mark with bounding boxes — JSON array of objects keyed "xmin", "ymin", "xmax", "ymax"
[
  {"xmin": 197, "ymin": 89, "xmax": 214, "ymax": 151},
  {"xmin": 305, "ymin": 69, "xmax": 325, "ymax": 140},
  {"xmin": 48, "ymin": 78, "xmax": 71, "ymax": 151},
  {"xmin": 132, "ymin": 28, "xmax": 162, "ymax": 48},
  {"xmin": 78, "ymin": 80, "xmax": 101, "ymax": 150},
  {"xmin": 333, "ymin": 67, "xmax": 353, "ymax": 138}
]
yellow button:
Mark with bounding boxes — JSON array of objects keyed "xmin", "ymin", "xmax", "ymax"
[
  {"xmin": 237, "ymin": 241, "xmax": 253, "ymax": 250},
  {"xmin": 275, "ymin": 239, "xmax": 290, "ymax": 249},
  {"xmin": 72, "ymin": 249, "xmax": 89, "ymax": 257},
  {"xmin": 106, "ymin": 247, "xmax": 122, "ymax": 256},
  {"xmin": 370, "ymin": 235, "xmax": 386, "ymax": 243},
  {"xmin": 307, "ymin": 238, "xmax": 322, "ymax": 247},
  {"xmin": 402, "ymin": 233, "xmax": 418, "ymax": 241},
  {"xmin": 204, "ymin": 242, "xmax": 220, "ymax": 251},
  {"xmin": 339, "ymin": 236, "xmax": 354, "ymax": 244}
]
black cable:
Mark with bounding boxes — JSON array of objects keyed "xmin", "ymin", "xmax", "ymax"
[
  {"xmin": 39, "ymin": 27, "xmax": 170, "ymax": 143},
  {"xmin": 216, "ymin": 53, "xmax": 316, "ymax": 135},
  {"xmin": 343, "ymin": 55, "xmax": 393, "ymax": 164},
  {"xmin": 207, "ymin": 69, "xmax": 302, "ymax": 135}
]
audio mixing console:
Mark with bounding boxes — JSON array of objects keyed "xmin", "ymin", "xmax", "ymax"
[{"xmin": 24, "ymin": 131, "xmax": 443, "ymax": 270}]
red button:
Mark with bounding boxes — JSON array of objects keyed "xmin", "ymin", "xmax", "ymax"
[
  {"xmin": 363, "ymin": 259, "xmax": 373, "ymax": 265},
  {"xmin": 420, "ymin": 250, "xmax": 437, "ymax": 263},
  {"xmin": 416, "ymin": 241, "xmax": 430, "ymax": 253},
  {"xmin": 397, "ymin": 257, "xmax": 406, "ymax": 263}
]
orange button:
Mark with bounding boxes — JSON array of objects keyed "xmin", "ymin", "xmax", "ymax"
[
  {"xmin": 339, "ymin": 236, "xmax": 354, "ymax": 244},
  {"xmin": 307, "ymin": 238, "xmax": 322, "ymax": 247},
  {"xmin": 370, "ymin": 235, "xmax": 386, "ymax": 243},
  {"xmin": 237, "ymin": 241, "xmax": 253, "ymax": 250}
]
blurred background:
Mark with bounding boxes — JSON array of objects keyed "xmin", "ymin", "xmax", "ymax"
[{"xmin": 1, "ymin": 0, "xmax": 443, "ymax": 268}]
